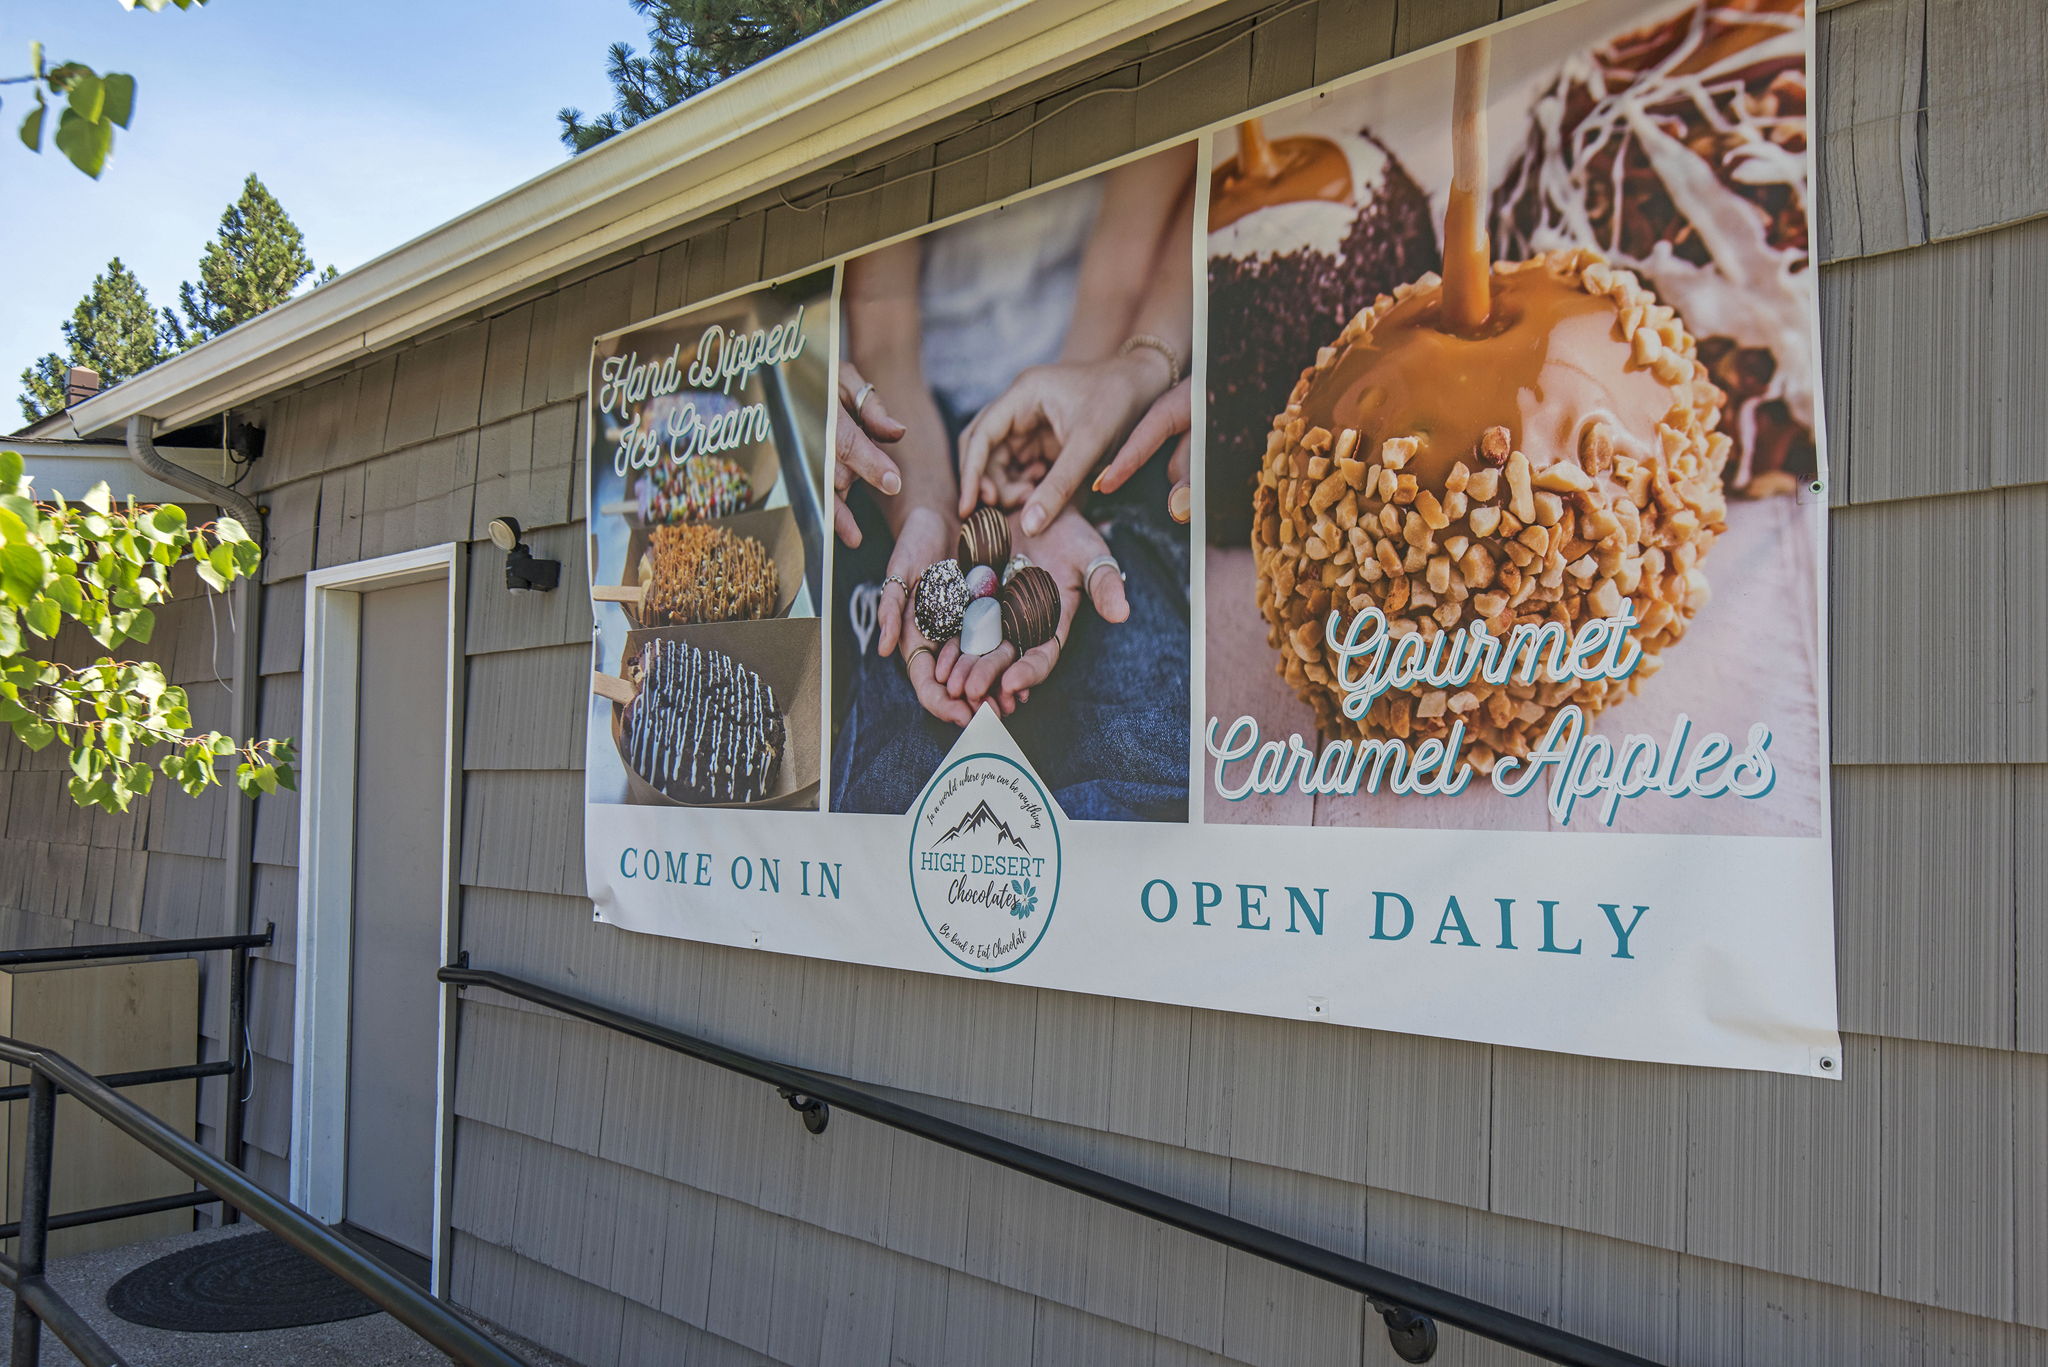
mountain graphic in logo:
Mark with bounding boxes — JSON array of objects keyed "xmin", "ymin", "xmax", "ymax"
[{"xmin": 934, "ymin": 800, "xmax": 1030, "ymax": 853}]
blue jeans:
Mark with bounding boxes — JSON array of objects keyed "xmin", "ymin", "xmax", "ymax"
[{"xmin": 831, "ymin": 455, "xmax": 1190, "ymax": 822}]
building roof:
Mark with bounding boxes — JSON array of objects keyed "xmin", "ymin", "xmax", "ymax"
[{"xmin": 26, "ymin": 0, "xmax": 1205, "ymax": 443}]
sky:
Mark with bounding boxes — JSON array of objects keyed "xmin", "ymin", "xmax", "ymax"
[{"xmin": 1, "ymin": 0, "xmax": 631, "ymax": 420}]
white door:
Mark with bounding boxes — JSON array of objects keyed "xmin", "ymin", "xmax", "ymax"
[{"xmin": 342, "ymin": 578, "xmax": 448, "ymax": 1258}]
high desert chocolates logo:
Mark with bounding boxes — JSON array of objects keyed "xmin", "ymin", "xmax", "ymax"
[{"xmin": 908, "ymin": 753, "xmax": 1061, "ymax": 973}]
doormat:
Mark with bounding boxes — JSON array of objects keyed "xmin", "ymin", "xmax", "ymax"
[{"xmin": 106, "ymin": 1230, "xmax": 379, "ymax": 1332}]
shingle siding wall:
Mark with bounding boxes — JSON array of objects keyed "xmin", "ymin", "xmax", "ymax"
[
  {"xmin": 0, "ymin": 568, "xmax": 257, "ymax": 1176},
  {"xmin": 65, "ymin": 0, "xmax": 2039, "ymax": 1358}
]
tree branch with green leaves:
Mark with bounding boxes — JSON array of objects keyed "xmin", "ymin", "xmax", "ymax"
[
  {"xmin": 0, "ymin": 450, "xmax": 293, "ymax": 813},
  {"xmin": 8, "ymin": 0, "xmax": 206, "ymax": 179}
]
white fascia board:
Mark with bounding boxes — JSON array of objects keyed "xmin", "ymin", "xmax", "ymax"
[
  {"xmin": 9, "ymin": 438, "xmax": 227, "ymax": 504},
  {"xmin": 56, "ymin": 0, "xmax": 1209, "ymax": 439}
]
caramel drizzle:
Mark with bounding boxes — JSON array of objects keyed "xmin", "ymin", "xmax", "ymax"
[{"xmin": 1208, "ymin": 118, "xmax": 1353, "ymax": 231}]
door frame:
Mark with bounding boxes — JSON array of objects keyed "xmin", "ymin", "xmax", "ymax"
[{"xmin": 293, "ymin": 542, "xmax": 465, "ymax": 1293}]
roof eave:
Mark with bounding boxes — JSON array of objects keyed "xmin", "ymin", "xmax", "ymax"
[{"xmin": 54, "ymin": 0, "xmax": 1207, "ymax": 440}]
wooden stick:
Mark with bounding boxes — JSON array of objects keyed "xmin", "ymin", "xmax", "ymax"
[
  {"xmin": 1237, "ymin": 118, "xmax": 1282, "ymax": 182},
  {"xmin": 1442, "ymin": 38, "xmax": 1493, "ymax": 335},
  {"xmin": 592, "ymin": 584, "xmax": 645, "ymax": 605},
  {"xmin": 591, "ymin": 671, "xmax": 637, "ymax": 706},
  {"xmin": 599, "ymin": 499, "xmax": 637, "ymax": 518}
]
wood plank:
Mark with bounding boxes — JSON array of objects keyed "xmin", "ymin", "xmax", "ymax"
[
  {"xmin": 479, "ymin": 303, "xmax": 535, "ymax": 425},
  {"xmin": 434, "ymin": 319, "xmax": 489, "ymax": 437},
  {"xmin": 1823, "ymin": 217, "xmax": 2048, "ymax": 504},
  {"xmin": 2019, "ymin": 766, "xmax": 2048, "ymax": 1055},
  {"xmin": 1684, "ymin": 1034, "xmax": 1881, "ymax": 1293},
  {"xmin": 1313, "ymin": 0, "xmax": 1398, "ymax": 86},
  {"xmin": 1816, "ymin": 0, "xmax": 1928, "ymax": 261},
  {"xmin": 1830, "ymin": 490, "xmax": 2009, "ymax": 764},
  {"xmin": 1834, "ymin": 766, "xmax": 2015, "ymax": 1049},
  {"xmin": 1488, "ymin": 1048, "xmax": 1688, "ymax": 1251},
  {"xmin": 1879, "ymin": 1037, "xmax": 2015, "ymax": 1322},
  {"xmin": 459, "ymin": 769, "xmax": 586, "ymax": 897},
  {"xmin": 1923, "ymin": 0, "xmax": 2048, "ymax": 243}
]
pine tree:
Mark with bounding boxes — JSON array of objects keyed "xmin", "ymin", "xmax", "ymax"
[
  {"xmin": 162, "ymin": 174, "xmax": 324, "ymax": 350},
  {"xmin": 18, "ymin": 258, "xmax": 167, "ymax": 423},
  {"xmin": 559, "ymin": 0, "xmax": 872, "ymax": 153}
]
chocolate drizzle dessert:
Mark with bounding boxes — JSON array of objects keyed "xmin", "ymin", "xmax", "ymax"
[
  {"xmin": 1492, "ymin": 0, "xmax": 1812, "ymax": 496},
  {"xmin": 1251, "ymin": 37, "xmax": 1730, "ymax": 774},
  {"xmin": 639, "ymin": 523, "xmax": 778, "ymax": 624},
  {"xmin": 956, "ymin": 505, "xmax": 1011, "ymax": 573},
  {"xmin": 999, "ymin": 566, "xmax": 1060, "ymax": 652},
  {"xmin": 622, "ymin": 637, "xmax": 786, "ymax": 803},
  {"xmin": 1207, "ymin": 116, "xmax": 1437, "ymax": 546}
]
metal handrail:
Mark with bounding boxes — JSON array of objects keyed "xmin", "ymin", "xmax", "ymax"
[
  {"xmin": 0, "ymin": 927, "xmax": 273, "ymax": 1214},
  {"xmin": 0, "ymin": 1035, "xmax": 529, "ymax": 1367},
  {"xmin": 441, "ymin": 962, "xmax": 1663, "ymax": 1367}
]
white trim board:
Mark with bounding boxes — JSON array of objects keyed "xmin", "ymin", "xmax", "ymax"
[{"xmin": 293, "ymin": 542, "xmax": 467, "ymax": 1295}]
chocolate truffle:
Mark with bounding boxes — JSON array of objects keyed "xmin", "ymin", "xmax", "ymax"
[
  {"xmin": 957, "ymin": 505, "xmax": 1010, "ymax": 572},
  {"xmin": 1492, "ymin": 0, "xmax": 1813, "ymax": 495},
  {"xmin": 959, "ymin": 596, "xmax": 1003, "ymax": 656},
  {"xmin": 1252, "ymin": 249, "xmax": 1729, "ymax": 774},
  {"xmin": 913, "ymin": 561, "xmax": 971, "ymax": 642},
  {"xmin": 1206, "ymin": 122, "xmax": 1437, "ymax": 546},
  {"xmin": 999, "ymin": 565, "xmax": 1060, "ymax": 652}
]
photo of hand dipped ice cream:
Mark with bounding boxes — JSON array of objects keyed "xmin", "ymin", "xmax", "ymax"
[
  {"xmin": 1206, "ymin": 116, "xmax": 1437, "ymax": 545},
  {"xmin": 1492, "ymin": 0, "xmax": 1813, "ymax": 497}
]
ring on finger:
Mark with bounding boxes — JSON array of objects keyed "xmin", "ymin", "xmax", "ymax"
[
  {"xmin": 907, "ymin": 643, "xmax": 936, "ymax": 668},
  {"xmin": 1083, "ymin": 554, "xmax": 1124, "ymax": 598},
  {"xmin": 884, "ymin": 574, "xmax": 910, "ymax": 596},
  {"xmin": 853, "ymin": 381, "xmax": 877, "ymax": 416}
]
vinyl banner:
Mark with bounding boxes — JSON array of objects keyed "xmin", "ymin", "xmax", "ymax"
[{"xmin": 585, "ymin": 0, "xmax": 1841, "ymax": 1077}]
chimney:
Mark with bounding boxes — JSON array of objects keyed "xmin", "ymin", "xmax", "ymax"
[{"xmin": 65, "ymin": 367, "xmax": 101, "ymax": 407}]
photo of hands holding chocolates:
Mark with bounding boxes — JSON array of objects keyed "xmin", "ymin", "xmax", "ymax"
[{"xmin": 828, "ymin": 145, "xmax": 1196, "ymax": 822}]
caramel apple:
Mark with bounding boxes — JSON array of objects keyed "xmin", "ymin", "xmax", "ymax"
[{"xmin": 1253, "ymin": 250, "xmax": 1729, "ymax": 772}]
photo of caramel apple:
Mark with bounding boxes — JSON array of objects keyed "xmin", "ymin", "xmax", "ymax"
[
  {"xmin": 1252, "ymin": 248, "xmax": 1730, "ymax": 772},
  {"xmin": 1492, "ymin": 0, "xmax": 1811, "ymax": 497},
  {"xmin": 1206, "ymin": 118, "xmax": 1437, "ymax": 546}
]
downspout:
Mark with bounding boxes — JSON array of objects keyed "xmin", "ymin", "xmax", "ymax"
[{"xmin": 128, "ymin": 413, "xmax": 265, "ymax": 1191}]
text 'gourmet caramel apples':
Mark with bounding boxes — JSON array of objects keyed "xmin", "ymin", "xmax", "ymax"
[
  {"xmin": 1251, "ymin": 37, "xmax": 1731, "ymax": 774},
  {"xmin": 1492, "ymin": 0, "xmax": 1812, "ymax": 497}
]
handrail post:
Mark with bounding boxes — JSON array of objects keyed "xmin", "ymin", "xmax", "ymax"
[
  {"xmin": 11, "ymin": 1072, "xmax": 56, "ymax": 1365},
  {"xmin": 221, "ymin": 937, "xmax": 253, "ymax": 1225}
]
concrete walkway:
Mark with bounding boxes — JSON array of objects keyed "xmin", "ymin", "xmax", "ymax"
[{"xmin": 1, "ymin": 1225, "xmax": 573, "ymax": 1367}]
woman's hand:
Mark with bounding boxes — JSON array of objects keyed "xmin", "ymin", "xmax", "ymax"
[
  {"xmin": 832, "ymin": 359, "xmax": 905, "ymax": 547},
  {"xmin": 956, "ymin": 349, "xmax": 1174, "ymax": 538},
  {"xmin": 876, "ymin": 504, "xmax": 976, "ymax": 726},
  {"xmin": 935, "ymin": 507, "xmax": 1130, "ymax": 715},
  {"xmin": 1093, "ymin": 378, "xmax": 1192, "ymax": 524}
]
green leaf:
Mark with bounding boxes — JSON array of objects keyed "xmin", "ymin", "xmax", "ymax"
[
  {"xmin": 214, "ymin": 516, "xmax": 248, "ymax": 542},
  {"xmin": 195, "ymin": 560, "xmax": 225, "ymax": 593},
  {"xmin": 148, "ymin": 504, "xmax": 186, "ymax": 536},
  {"xmin": 17, "ymin": 96, "xmax": 43, "ymax": 155},
  {"xmin": 47, "ymin": 575, "xmax": 82, "ymax": 618},
  {"xmin": 126, "ymin": 605, "xmax": 153, "ymax": 644},
  {"xmin": 24, "ymin": 596, "xmax": 60, "ymax": 640},
  {"xmin": 53, "ymin": 107, "xmax": 113, "ymax": 179},
  {"xmin": 102, "ymin": 74, "xmax": 136, "ymax": 129},
  {"xmin": 0, "ymin": 451, "xmax": 21, "ymax": 489},
  {"xmin": 16, "ymin": 720, "xmax": 55, "ymax": 751},
  {"xmin": 66, "ymin": 73, "xmax": 106, "ymax": 125},
  {"xmin": 82, "ymin": 482, "xmax": 111, "ymax": 515},
  {"xmin": 1, "ymin": 543, "xmax": 48, "ymax": 604},
  {"xmin": 30, "ymin": 41, "xmax": 44, "ymax": 79}
]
